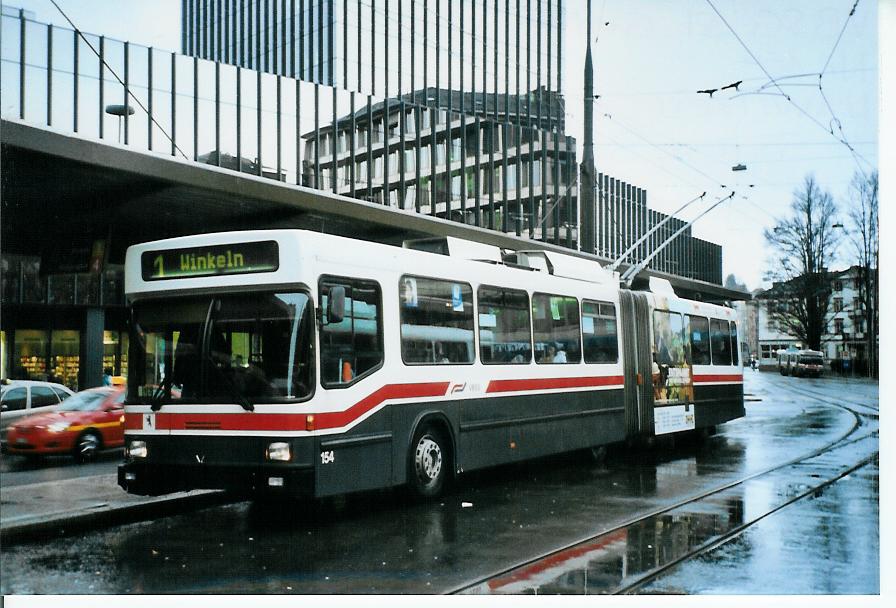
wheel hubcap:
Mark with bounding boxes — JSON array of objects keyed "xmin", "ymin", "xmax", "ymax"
[
  {"xmin": 79, "ymin": 435, "xmax": 99, "ymax": 457},
  {"xmin": 414, "ymin": 436, "xmax": 442, "ymax": 484}
]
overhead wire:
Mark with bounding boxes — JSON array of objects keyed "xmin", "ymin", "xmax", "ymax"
[
  {"xmin": 704, "ymin": 0, "xmax": 874, "ymax": 179},
  {"xmin": 598, "ymin": 112, "xmax": 779, "ymax": 223}
]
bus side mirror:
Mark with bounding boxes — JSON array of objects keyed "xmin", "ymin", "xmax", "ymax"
[{"xmin": 327, "ymin": 286, "xmax": 346, "ymax": 324}]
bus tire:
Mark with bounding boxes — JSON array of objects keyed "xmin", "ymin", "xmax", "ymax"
[{"xmin": 408, "ymin": 423, "xmax": 450, "ymax": 499}]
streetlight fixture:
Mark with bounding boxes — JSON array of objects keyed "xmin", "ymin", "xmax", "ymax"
[{"xmin": 105, "ymin": 104, "xmax": 135, "ymax": 144}]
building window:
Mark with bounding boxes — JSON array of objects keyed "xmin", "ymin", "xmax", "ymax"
[
  {"xmin": 833, "ymin": 280, "xmax": 842, "ymax": 291},
  {"xmin": 834, "ymin": 318, "xmax": 844, "ymax": 334},
  {"xmin": 833, "ymin": 298, "xmax": 843, "ymax": 312}
]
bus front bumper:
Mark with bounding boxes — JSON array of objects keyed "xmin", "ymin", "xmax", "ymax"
[
  {"xmin": 118, "ymin": 461, "xmax": 315, "ymax": 497},
  {"xmin": 117, "ymin": 434, "xmax": 317, "ymax": 497}
]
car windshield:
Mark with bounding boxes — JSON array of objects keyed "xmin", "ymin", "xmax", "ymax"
[
  {"xmin": 57, "ymin": 391, "xmax": 112, "ymax": 412},
  {"xmin": 128, "ymin": 292, "xmax": 313, "ymax": 405}
]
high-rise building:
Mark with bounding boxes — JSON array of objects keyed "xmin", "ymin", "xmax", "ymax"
[
  {"xmin": 182, "ymin": 1, "xmax": 564, "ymax": 122},
  {"xmin": 181, "ymin": 1, "xmax": 724, "ymax": 278},
  {"xmin": 183, "ymin": 0, "xmax": 579, "ymax": 245}
]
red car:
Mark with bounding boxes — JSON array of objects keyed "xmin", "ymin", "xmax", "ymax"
[{"xmin": 5, "ymin": 386, "xmax": 126, "ymax": 461}]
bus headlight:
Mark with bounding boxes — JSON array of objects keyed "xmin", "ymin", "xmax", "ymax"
[
  {"xmin": 127, "ymin": 440, "xmax": 148, "ymax": 459},
  {"xmin": 266, "ymin": 442, "xmax": 291, "ymax": 462}
]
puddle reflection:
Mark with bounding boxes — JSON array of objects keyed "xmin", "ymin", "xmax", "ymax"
[{"xmin": 472, "ymin": 496, "xmax": 745, "ymax": 594}]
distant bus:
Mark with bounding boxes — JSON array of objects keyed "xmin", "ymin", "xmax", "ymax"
[
  {"xmin": 118, "ymin": 230, "xmax": 745, "ymax": 500},
  {"xmin": 778, "ymin": 349, "xmax": 824, "ymax": 377}
]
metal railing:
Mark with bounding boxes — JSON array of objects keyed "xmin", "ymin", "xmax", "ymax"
[{"xmin": 1, "ymin": 9, "xmax": 579, "ymax": 247}]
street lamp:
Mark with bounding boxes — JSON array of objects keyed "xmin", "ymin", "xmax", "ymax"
[{"xmin": 105, "ymin": 104, "xmax": 135, "ymax": 144}]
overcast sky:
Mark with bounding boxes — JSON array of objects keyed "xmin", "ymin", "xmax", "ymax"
[{"xmin": 13, "ymin": 0, "xmax": 881, "ymax": 290}]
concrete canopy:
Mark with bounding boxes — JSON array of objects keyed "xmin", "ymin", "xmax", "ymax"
[{"xmin": 1, "ymin": 119, "xmax": 748, "ymax": 303}]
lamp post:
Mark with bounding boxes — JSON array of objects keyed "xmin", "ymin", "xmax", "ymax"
[{"xmin": 104, "ymin": 104, "xmax": 135, "ymax": 144}]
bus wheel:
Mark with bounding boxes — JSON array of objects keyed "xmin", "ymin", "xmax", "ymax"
[{"xmin": 409, "ymin": 424, "xmax": 449, "ymax": 499}]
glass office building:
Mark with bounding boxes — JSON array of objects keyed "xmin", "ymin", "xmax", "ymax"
[
  {"xmin": 180, "ymin": 1, "xmax": 723, "ymax": 275},
  {"xmin": 182, "ymin": 0, "xmax": 578, "ymax": 245}
]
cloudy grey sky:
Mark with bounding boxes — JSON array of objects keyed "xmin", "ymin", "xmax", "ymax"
[{"xmin": 12, "ymin": 0, "xmax": 881, "ymax": 290}]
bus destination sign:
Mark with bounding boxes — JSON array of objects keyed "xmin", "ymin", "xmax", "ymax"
[{"xmin": 141, "ymin": 240, "xmax": 279, "ymax": 281}]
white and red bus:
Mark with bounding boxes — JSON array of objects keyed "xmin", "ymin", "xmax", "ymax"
[{"xmin": 118, "ymin": 230, "xmax": 744, "ymax": 499}]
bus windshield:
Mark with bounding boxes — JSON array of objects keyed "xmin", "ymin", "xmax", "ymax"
[{"xmin": 128, "ymin": 292, "xmax": 313, "ymax": 405}]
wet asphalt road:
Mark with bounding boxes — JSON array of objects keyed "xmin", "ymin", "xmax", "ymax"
[
  {"xmin": 1, "ymin": 450, "xmax": 123, "ymax": 487},
  {"xmin": 0, "ymin": 371, "xmax": 879, "ymax": 594}
]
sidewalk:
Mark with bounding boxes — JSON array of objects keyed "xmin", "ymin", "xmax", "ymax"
[{"xmin": 0, "ymin": 473, "xmax": 226, "ymax": 543}]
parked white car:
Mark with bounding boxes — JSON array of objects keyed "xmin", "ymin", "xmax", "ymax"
[{"xmin": 1, "ymin": 380, "xmax": 75, "ymax": 445}]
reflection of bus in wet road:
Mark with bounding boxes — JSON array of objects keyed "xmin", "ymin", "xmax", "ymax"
[
  {"xmin": 468, "ymin": 495, "xmax": 747, "ymax": 594},
  {"xmin": 118, "ymin": 230, "xmax": 744, "ymax": 501}
]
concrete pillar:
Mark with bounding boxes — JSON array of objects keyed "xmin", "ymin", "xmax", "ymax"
[{"xmin": 80, "ymin": 307, "xmax": 105, "ymax": 389}]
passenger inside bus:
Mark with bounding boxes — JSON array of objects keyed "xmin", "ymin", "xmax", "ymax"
[{"xmin": 539, "ymin": 345, "xmax": 567, "ymax": 363}]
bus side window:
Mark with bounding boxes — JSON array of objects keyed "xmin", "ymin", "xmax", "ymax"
[
  {"xmin": 688, "ymin": 315, "xmax": 711, "ymax": 365},
  {"xmin": 399, "ymin": 275, "xmax": 475, "ymax": 365},
  {"xmin": 319, "ymin": 276, "xmax": 383, "ymax": 387},
  {"xmin": 582, "ymin": 300, "xmax": 618, "ymax": 364},
  {"xmin": 532, "ymin": 293, "xmax": 581, "ymax": 364},
  {"xmin": 710, "ymin": 318, "xmax": 732, "ymax": 366},
  {"xmin": 729, "ymin": 321, "xmax": 740, "ymax": 366},
  {"xmin": 478, "ymin": 285, "xmax": 531, "ymax": 365}
]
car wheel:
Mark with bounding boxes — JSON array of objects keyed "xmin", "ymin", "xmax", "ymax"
[
  {"xmin": 408, "ymin": 424, "xmax": 450, "ymax": 499},
  {"xmin": 74, "ymin": 431, "xmax": 101, "ymax": 463}
]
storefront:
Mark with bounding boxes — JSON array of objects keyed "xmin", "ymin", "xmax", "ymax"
[{"xmin": 1, "ymin": 255, "xmax": 127, "ymax": 390}]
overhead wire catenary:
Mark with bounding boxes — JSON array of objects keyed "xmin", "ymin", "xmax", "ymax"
[{"xmin": 704, "ymin": 0, "xmax": 874, "ymax": 178}]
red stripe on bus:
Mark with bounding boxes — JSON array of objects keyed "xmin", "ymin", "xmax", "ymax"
[
  {"xmin": 124, "ymin": 413, "xmax": 142, "ymax": 430},
  {"xmin": 488, "ymin": 529, "xmax": 628, "ymax": 591},
  {"xmin": 693, "ymin": 374, "xmax": 743, "ymax": 383},
  {"xmin": 126, "ymin": 382, "xmax": 450, "ymax": 432},
  {"xmin": 312, "ymin": 381, "xmax": 450, "ymax": 430},
  {"xmin": 486, "ymin": 375, "xmax": 625, "ymax": 394}
]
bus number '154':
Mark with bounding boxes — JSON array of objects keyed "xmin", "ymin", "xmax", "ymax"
[{"xmin": 320, "ymin": 450, "xmax": 335, "ymax": 465}]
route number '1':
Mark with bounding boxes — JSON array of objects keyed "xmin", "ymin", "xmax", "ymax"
[
  {"xmin": 153, "ymin": 255, "xmax": 164, "ymax": 278},
  {"xmin": 320, "ymin": 450, "xmax": 335, "ymax": 465}
]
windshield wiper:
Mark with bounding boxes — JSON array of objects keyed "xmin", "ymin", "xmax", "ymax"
[{"xmin": 149, "ymin": 376, "xmax": 173, "ymax": 411}]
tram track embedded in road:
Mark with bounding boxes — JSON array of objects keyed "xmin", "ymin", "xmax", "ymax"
[{"xmin": 451, "ymin": 377, "xmax": 879, "ymax": 595}]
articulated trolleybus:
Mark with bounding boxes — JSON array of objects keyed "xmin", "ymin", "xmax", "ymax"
[{"xmin": 119, "ymin": 230, "xmax": 744, "ymax": 499}]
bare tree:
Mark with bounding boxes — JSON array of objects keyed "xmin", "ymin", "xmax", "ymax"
[
  {"xmin": 845, "ymin": 170, "xmax": 878, "ymax": 376},
  {"xmin": 763, "ymin": 175, "xmax": 840, "ymax": 351}
]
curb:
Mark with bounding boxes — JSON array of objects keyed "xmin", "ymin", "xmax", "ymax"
[{"xmin": 0, "ymin": 489, "xmax": 232, "ymax": 545}]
